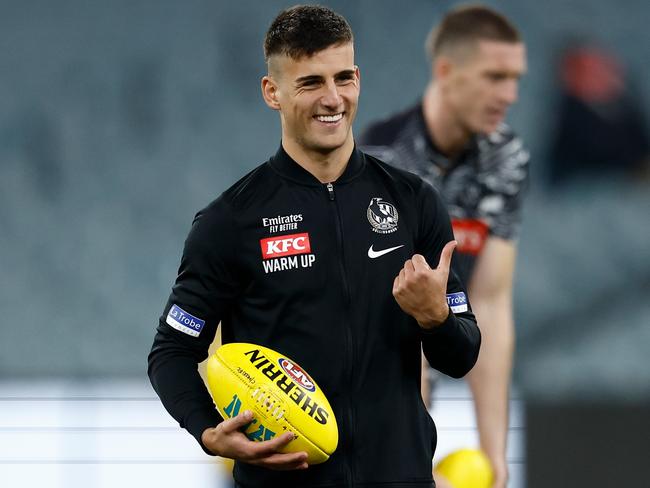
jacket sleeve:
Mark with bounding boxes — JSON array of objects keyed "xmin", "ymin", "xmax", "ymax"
[
  {"xmin": 416, "ymin": 182, "xmax": 481, "ymax": 378},
  {"xmin": 147, "ymin": 199, "xmax": 243, "ymax": 454}
]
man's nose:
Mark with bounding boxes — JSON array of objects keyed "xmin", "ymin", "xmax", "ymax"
[
  {"xmin": 500, "ymin": 79, "xmax": 519, "ymax": 105},
  {"xmin": 321, "ymin": 80, "xmax": 343, "ymax": 108}
]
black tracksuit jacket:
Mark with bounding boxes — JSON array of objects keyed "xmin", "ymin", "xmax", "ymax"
[{"xmin": 148, "ymin": 145, "xmax": 481, "ymax": 487}]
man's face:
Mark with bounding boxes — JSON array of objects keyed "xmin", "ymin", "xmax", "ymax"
[
  {"xmin": 441, "ymin": 40, "xmax": 526, "ymax": 135},
  {"xmin": 263, "ymin": 43, "xmax": 360, "ymax": 155}
]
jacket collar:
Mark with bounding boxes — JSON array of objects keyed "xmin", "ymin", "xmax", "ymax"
[{"xmin": 269, "ymin": 143, "xmax": 365, "ymax": 186}]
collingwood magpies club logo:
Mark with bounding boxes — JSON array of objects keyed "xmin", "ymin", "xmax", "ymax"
[{"xmin": 367, "ymin": 197, "xmax": 399, "ymax": 234}]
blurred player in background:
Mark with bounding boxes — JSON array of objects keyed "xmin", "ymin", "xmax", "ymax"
[{"xmin": 360, "ymin": 5, "xmax": 529, "ymax": 488}]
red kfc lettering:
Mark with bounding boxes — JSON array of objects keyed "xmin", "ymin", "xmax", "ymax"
[{"xmin": 260, "ymin": 233, "xmax": 311, "ymax": 259}]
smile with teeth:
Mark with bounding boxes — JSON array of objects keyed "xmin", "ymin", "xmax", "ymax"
[{"xmin": 315, "ymin": 113, "xmax": 344, "ymax": 123}]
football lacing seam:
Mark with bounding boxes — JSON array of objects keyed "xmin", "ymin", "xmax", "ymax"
[{"xmin": 250, "ymin": 387, "xmax": 285, "ymax": 420}]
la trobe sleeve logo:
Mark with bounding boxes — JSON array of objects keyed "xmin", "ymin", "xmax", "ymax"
[
  {"xmin": 367, "ymin": 197, "xmax": 399, "ymax": 234},
  {"xmin": 166, "ymin": 304, "xmax": 205, "ymax": 337},
  {"xmin": 446, "ymin": 292, "xmax": 468, "ymax": 313}
]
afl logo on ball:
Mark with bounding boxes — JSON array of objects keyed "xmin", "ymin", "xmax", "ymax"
[
  {"xmin": 279, "ymin": 358, "xmax": 316, "ymax": 392},
  {"xmin": 367, "ymin": 197, "xmax": 398, "ymax": 234}
]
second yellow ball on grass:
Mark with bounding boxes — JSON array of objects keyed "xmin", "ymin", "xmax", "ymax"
[{"xmin": 434, "ymin": 448, "xmax": 493, "ymax": 488}]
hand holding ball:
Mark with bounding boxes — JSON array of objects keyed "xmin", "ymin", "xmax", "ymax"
[{"xmin": 206, "ymin": 343, "xmax": 338, "ymax": 465}]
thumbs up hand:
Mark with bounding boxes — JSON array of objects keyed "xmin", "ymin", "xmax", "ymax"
[{"xmin": 392, "ymin": 241, "xmax": 457, "ymax": 330}]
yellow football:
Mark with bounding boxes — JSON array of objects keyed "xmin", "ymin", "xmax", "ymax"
[
  {"xmin": 434, "ymin": 448, "xmax": 493, "ymax": 488},
  {"xmin": 206, "ymin": 343, "xmax": 338, "ymax": 464}
]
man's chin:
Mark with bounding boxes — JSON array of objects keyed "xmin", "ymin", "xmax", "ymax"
[
  {"xmin": 483, "ymin": 118, "xmax": 505, "ymax": 134},
  {"xmin": 473, "ymin": 123, "xmax": 500, "ymax": 136},
  {"xmin": 307, "ymin": 136, "xmax": 350, "ymax": 154}
]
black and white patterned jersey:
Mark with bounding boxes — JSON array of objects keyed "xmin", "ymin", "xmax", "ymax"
[{"xmin": 359, "ymin": 102, "xmax": 529, "ymax": 285}]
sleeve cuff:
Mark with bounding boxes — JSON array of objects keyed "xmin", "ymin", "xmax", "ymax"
[
  {"xmin": 420, "ymin": 307, "xmax": 457, "ymax": 336},
  {"xmin": 185, "ymin": 407, "xmax": 224, "ymax": 456}
]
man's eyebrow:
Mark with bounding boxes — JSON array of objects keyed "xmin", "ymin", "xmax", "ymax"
[
  {"xmin": 295, "ymin": 75, "xmax": 323, "ymax": 85},
  {"xmin": 294, "ymin": 69, "xmax": 356, "ymax": 85},
  {"xmin": 335, "ymin": 69, "xmax": 356, "ymax": 78}
]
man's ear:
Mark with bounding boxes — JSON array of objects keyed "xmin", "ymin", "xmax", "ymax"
[
  {"xmin": 434, "ymin": 56, "xmax": 453, "ymax": 81},
  {"xmin": 261, "ymin": 76, "xmax": 281, "ymax": 110}
]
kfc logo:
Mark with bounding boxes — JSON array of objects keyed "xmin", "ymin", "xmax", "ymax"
[{"xmin": 260, "ymin": 233, "xmax": 311, "ymax": 259}]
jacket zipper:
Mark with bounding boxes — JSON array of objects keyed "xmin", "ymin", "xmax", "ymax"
[
  {"xmin": 326, "ymin": 182, "xmax": 335, "ymax": 201},
  {"xmin": 326, "ymin": 182, "xmax": 355, "ymax": 487}
]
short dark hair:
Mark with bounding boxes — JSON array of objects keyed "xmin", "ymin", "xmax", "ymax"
[
  {"xmin": 426, "ymin": 4, "xmax": 521, "ymax": 61},
  {"xmin": 264, "ymin": 5, "xmax": 353, "ymax": 63}
]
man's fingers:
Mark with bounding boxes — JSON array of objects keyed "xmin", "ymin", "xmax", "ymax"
[
  {"xmin": 411, "ymin": 254, "xmax": 431, "ymax": 270},
  {"xmin": 246, "ymin": 436, "xmax": 309, "ymax": 470},
  {"xmin": 220, "ymin": 410, "xmax": 254, "ymax": 434},
  {"xmin": 251, "ymin": 450, "xmax": 308, "ymax": 468},
  {"xmin": 392, "ymin": 275, "xmax": 400, "ymax": 295},
  {"xmin": 248, "ymin": 431, "xmax": 295, "ymax": 458},
  {"xmin": 436, "ymin": 241, "xmax": 457, "ymax": 272},
  {"xmin": 252, "ymin": 452, "xmax": 309, "ymax": 471},
  {"xmin": 215, "ymin": 414, "xmax": 309, "ymax": 471}
]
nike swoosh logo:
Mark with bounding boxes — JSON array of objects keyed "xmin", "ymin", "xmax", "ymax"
[{"xmin": 368, "ymin": 244, "xmax": 404, "ymax": 259}]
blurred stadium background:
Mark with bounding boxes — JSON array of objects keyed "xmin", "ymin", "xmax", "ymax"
[{"xmin": 1, "ymin": 1, "xmax": 649, "ymax": 486}]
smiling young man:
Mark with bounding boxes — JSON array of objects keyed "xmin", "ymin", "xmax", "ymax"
[
  {"xmin": 261, "ymin": 33, "xmax": 359, "ymax": 183},
  {"xmin": 359, "ymin": 6, "xmax": 529, "ymax": 488},
  {"xmin": 148, "ymin": 5, "xmax": 480, "ymax": 487}
]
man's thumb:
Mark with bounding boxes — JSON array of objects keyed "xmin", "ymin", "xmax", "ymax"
[{"xmin": 437, "ymin": 240, "xmax": 457, "ymax": 271}]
